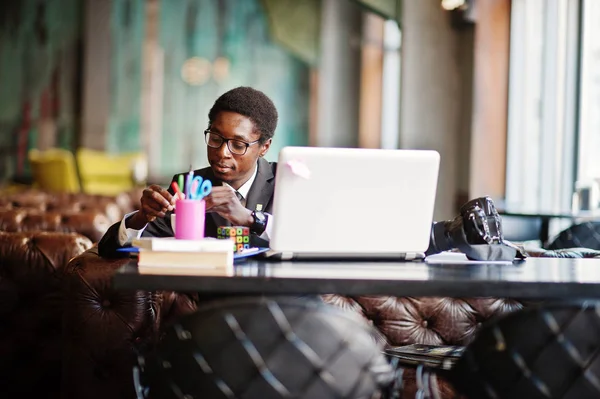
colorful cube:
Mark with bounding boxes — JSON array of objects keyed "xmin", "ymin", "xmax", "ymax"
[{"xmin": 217, "ymin": 226, "xmax": 251, "ymax": 252}]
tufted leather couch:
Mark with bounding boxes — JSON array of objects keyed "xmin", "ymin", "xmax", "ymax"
[
  {"xmin": 0, "ymin": 231, "xmax": 92, "ymax": 399},
  {"xmin": 0, "ymin": 190, "xmax": 135, "ymax": 223},
  {"xmin": 0, "ymin": 189, "xmax": 142, "ymax": 242},
  {"xmin": 61, "ymin": 247, "xmax": 197, "ymax": 399},
  {"xmin": 0, "ymin": 232, "xmax": 194, "ymax": 399},
  {"xmin": 0, "ymin": 208, "xmax": 112, "ymax": 242},
  {"xmin": 322, "ymin": 295, "xmax": 526, "ymax": 397}
]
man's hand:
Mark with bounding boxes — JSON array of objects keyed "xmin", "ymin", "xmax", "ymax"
[
  {"xmin": 205, "ymin": 186, "xmax": 253, "ymax": 226},
  {"xmin": 127, "ymin": 184, "xmax": 175, "ymax": 229}
]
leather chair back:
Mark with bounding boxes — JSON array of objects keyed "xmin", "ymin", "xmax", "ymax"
[
  {"xmin": 451, "ymin": 302, "xmax": 600, "ymax": 398},
  {"xmin": 135, "ymin": 296, "xmax": 394, "ymax": 399},
  {"xmin": 548, "ymin": 222, "xmax": 600, "ymax": 251}
]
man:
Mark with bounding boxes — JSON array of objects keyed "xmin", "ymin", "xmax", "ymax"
[{"xmin": 99, "ymin": 86, "xmax": 278, "ymax": 258}]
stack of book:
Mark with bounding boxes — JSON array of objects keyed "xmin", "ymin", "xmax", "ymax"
[{"xmin": 132, "ymin": 237, "xmax": 234, "ymax": 276}]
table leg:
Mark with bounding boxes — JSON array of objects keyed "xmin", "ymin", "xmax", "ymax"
[{"xmin": 540, "ymin": 217, "xmax": 550, "ymax": 248}]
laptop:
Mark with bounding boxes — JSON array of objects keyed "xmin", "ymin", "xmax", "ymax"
[{"xmin": 269, "ymin": 147, "xmax": 440, "ymax": 260}]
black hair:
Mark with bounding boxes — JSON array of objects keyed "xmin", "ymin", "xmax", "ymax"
[{"xmin": 208, "ymin": 86, "xmax": 278, "ymax": 142}]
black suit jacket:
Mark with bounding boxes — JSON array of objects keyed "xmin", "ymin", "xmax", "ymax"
[{"xmin": 98, "ymin": 158, "xmax": 277, "ymax": 258}]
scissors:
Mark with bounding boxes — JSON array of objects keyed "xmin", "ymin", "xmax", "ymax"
[{"xmin": 189, "ymin": 176, "xmax": 212, "ymax": 200}]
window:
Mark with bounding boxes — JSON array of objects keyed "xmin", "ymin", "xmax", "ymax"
[
  {"xmin": 577, "ymin": 0, "xmax": 600, "ymax": 184},
  {"xmin": 505, "ymin": 0, "xmax": 580, "ymax": 212},
  {"xmin": 380, "ymin": 20, "xmax": 401, "ymax": 149}
]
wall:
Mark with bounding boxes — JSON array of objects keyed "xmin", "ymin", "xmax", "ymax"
[
  {"xmin": 399, "ymin": 1, "xmax": 474, "ymax": 220},
  {"xmin": 0, "ymin": 0, "xmax": 309, "ymax": 183},
  {"xmin": 108, "ymin": 0, "xmax": 146, "ymax": 154},
  {"xmin": 80, "ymin": 0, "xmax": 111, "ymax": 151},
  {"xmin": 98, "ymin": 0, "xmax": 310, "ymax": 177},
  {"xmin": 146, "ymin": 0, "xmax": 310, "ymax": 177},
  {"xmin": 469, "ymin": 0, "xmax": 510, "ymax": 200},
  {"xmin": 80, "ymin": 0, "xmax": 147, "ymax": 154},
  {"xmin": 0, "ymin": 0, "xmax": 82, "ymax": 181},
  {"xmin": 315, "ymin": 0, "xmax": 362, "ymax": 147}
]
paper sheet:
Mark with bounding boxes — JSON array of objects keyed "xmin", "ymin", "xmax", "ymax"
[{"xmin": 425, "ymin": 251, "xmax": 515, "ymax": 265}]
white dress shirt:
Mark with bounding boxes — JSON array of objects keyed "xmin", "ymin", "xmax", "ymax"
[
  {"xmin": 222, "ymin": 163, "xmax": 258, "ymax": 206},
  {"xmin": 117, "ymin": 164, "xmax": 273, "ymax": 245}
]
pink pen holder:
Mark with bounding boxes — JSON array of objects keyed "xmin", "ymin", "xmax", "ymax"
[{"xmin": 174, "ymin": 199, "xmax": 206, "ymax": 240}]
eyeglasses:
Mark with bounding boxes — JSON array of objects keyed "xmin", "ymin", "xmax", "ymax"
[{"xmin": 204, "ymin": 130, "xmax": 260, "ymax": 155}]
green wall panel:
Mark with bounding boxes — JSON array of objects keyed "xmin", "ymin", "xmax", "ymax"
[
  {"xmin": 0, "ymin": 0, "xmax": 81, "ymax": 180},
  {"xmin": 158, "ymin": 0, "xmax": 309, "ymax": 176},
  {"xmin": 107, "ymin": 0, "xmax": 146, "ymax": 154},
  {"xmin": 0, "ymin": 0, "xmax": 309, "ymax": 182}
]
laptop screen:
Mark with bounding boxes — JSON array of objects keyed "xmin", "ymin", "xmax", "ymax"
[{"xmin": 270, "ymin": 147, "xmax": 440, "ymax": 255}]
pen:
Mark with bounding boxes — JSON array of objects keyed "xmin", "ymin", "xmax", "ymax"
[
  {"xmin": 185, "ymin": 164, "xmax": 193, "ymax": 199},
  {"xmin": 171, "ymin": 181, "xmax": 184, "ymax": 200},
  {"xmin": 177, "ymin": 174, "xmax": 184, "ymax": 196}
]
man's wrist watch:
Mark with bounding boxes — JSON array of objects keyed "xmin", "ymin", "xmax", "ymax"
[{"xmin": 250, "ymin": 210, "xmax": 268, "ymax": 235}]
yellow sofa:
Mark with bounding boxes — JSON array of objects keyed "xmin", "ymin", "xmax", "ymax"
[
  {"xmin": 75, "ymin": 148, "xmax": 147, "ymax": 196},
  {"xmin": 28, "ymin": 148, "xmax": 81, "ymax": 193},
  {"xmin": 28, "ymin": 148, "xmax": 147, "ymax": 196}
]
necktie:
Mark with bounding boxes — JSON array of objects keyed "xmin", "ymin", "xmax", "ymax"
[{"xmin": 235, "ymin": 191, "xmax": 246, "ymax": 207}]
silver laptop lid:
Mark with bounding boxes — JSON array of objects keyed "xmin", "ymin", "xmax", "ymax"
[{"xmin": 270, "ymin": 147, "xmax": 440, "ymax": 255}]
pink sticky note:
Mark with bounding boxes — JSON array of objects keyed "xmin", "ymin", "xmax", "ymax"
[{"xmin": 286, "ymin": 159, "xmax": 311, "ymax": 179}]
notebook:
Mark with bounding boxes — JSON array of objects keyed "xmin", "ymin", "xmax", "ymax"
[
  {"xmin": 269, "ymin": 147, "xmax": 440, "ymax": 260},
  {"xmin": 117, "ymin": 240, "xmax": 269, "ymax": 261}
]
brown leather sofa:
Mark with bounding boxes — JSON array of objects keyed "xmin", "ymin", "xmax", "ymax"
[
  {"xmin": 0, "ymin": 189, "xmax": 142, "ymax": 242},
  {"xmin": 0, "ymin": 190, "xmax": 134, "ymax": 223},
  {"xmin": 0, "ymin": 231, "xmax": 92, "ymax": 399},
  {"xmin": 0, "ymin": 208, "xmax": 111, "ymax": 242},
  {"xmin": 323, "ymin": 295, "xmax": 524, "ymax": 397},
  {"xmin": 61, "ymin": 247, "xmax": 197, "ymax": 399},
  {"xmin": 0, "ymin": 231, "xmax": 194, "ymax": 399},
  {"xmin": 0, "ymin": 190, "xmax": 144, "ymax": 397}
]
